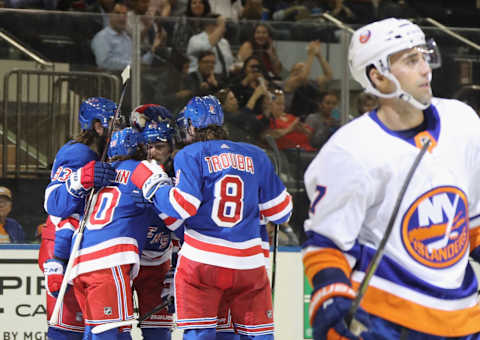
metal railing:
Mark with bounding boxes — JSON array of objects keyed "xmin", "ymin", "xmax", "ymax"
[
  {"xmin": 2, "ymin": 70, "xmax": 120, "ymax": 177},
  {"xmin": 0, "ymin": 29, "xmax": 54, "ymax": 69}
]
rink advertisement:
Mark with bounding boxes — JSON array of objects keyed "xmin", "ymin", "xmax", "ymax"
[
  {"xmin": 1, "ymin": 245, "xmax": 305, "ymax": 339},
  {"xmin": 303, "ymin": 275, "xmax": 313, "ymax": 339},
  {"xmin": 0, "ymin": 245, "xmax": 47, "ymax": 338}
]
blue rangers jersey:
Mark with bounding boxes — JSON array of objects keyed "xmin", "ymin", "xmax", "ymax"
[
  {"xmin": 303, "ymin": 98, "xmax": 480, "ymax": 337},
  {"xmin": 152, "ymin": 140, "xmax": 292, "ymax": 270},
  {"xmin": 44, "ymin": 141, "xmax": 98, "ymax": 259},
  {"xmin": 141, "ymin": 221, "xmax": 176, "ymax": 267},
  {"xmin": 68, "ymin": 159, "xmax": 172, "ymax": 280}
]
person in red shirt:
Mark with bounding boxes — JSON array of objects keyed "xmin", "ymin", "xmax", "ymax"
[{"xmin": 263, "ymin": 89, "xmax": 316, "ymax": 152}]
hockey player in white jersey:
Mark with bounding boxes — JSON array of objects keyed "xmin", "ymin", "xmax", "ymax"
[{"xmin": 303, "ymin": 18, "xmax": 480, "ymax": 339}]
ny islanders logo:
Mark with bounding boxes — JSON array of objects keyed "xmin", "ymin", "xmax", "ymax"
[{"xmin": 401, "ymin": 186, "xmax": 469, "ymax": 268}]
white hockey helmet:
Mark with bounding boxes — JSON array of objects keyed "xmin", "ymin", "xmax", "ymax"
[{"xmin": 348, "ymin": 18, "xmax": 441, "ymax": 110}]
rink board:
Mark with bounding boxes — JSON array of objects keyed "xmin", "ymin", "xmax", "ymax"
[{"xmin": 0, "ymin": 245, "xmax": 306, "ymax": 339}]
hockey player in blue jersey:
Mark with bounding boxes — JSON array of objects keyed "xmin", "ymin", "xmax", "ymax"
[
  {"xmin": 303, "ymin": 18, "xmax": 480, "ymax": 340},
  {"xmin": 131, "ymin": 95, "xmax": 293, "ymax": 340},
  {"xmin": 41, "ymin": 97, "xmax": 117, "ymax": 340},
  {"xmin": 128, "ymin": 104, "xmax": 183, "ymax": 340},
  {"xmin": 64, "ymin": 106, "xmax": 181, "ymax": 340}
]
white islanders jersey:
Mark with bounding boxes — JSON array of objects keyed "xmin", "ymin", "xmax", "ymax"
[{"xmin": 303, "ymin": 98, "xmax": 480, "ymax": 337}]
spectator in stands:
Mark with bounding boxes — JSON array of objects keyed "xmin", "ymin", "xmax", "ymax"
[
  {"xmin": 186, "ymin": 50, "xmax": 223, "ymax": 96},
  {"xmin": 168, "ymin": 0, "xmax": 189, "ymax": 16},
  {"xmin": 356, "ymin": 91, "xmax": 378, "ymax": 116},
  {"xmin": 152, "ymin": 50, "xmax": 192, "ymax": 113},
  {"xmin": 186, "ymin": 13, "xmax": 234, "ymax": 81},
  {"xmin": 216, "ymin": 87, "xmax": 268, "ymax": 144},
  {"xmin": 146, "ymin": 0, "xmax": 172, "ymax": 17},
  {"xmin": 127, "ymin": 0, "xmax": 165, "ymax": 54},
  {"xmin": 284, "ymin": 40, "xmax": 333, "ymax": 116},
  {"xmin": 85, "ymin": 0, "xmax": 115, "ymax": 28},
  {"xmin": 209, "ymin": 0, "xmax": 243, "ymax": 21},
  {"xmin": 318, "ymin": 0, "xmax": 357, "ymax": 23},
  {"xmin": 230, "ymin": 55, "xmax": 270, "ymax": 116},
  {"xmin": 91, "ymin": 3, "xmax": 154, "ymax": 70},
  {"xmin": 91, "ymin": 3, "xmax": 131, "ymax": 70},
  {"xmin": 237, "ymin": 23, "xmax": 283, "ymax": 79},
  {"xmin": 170, "ymin": 0, "xmax": 211, "ymax": 53},
  {"xmin": 263, "ymin": 89, "xmax": 316, "ymax": 152},
  {"xmin": 240, "ymin": 0, "xmax": 265, "ymax": 20},
  {"xmin": 304, "ymin": 91, "xmax": 341, "ymax": 148},
  {"xmin": 0, "ymin": 186, "xmax": 25, "ymax": 243}
]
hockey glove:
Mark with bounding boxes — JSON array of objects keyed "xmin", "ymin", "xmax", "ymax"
[
  {"xmin": 161, "ymin": 267, "xmax": 175, "ymax": 314},
  {"xmin": 44, "ymin": 258, "xmax": 66, "ymax": 298},
  {"xmin": 66, "ymin": 161, "xmax": 115, "ymax": 198},
  {"xmin": 131, "ymin": 160, "xmax": 172, "ymax": 202},
  {"xmin": 311, "ymin": 284, "xmax": 371, "ymax": 340}
]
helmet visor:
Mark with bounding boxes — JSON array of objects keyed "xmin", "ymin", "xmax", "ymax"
[{"xmin": 418, "ymin": 39, "xmax": 442, "ymax": 69}]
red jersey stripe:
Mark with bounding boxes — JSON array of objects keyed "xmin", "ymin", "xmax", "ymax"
[
  {"xmin": 185, "ymin": 233, "xmax": 264, "ymax": 257},
  {"xmin": 173, "ymin": 188, "xmax": 198, "ymax": 216},
  {"xmin": 261, "ymin": 194, "xmax": 291, "ymax": 217},
  {"xmin": 73, "ymin": 244, "xmax": 139, "ymax": 266}
]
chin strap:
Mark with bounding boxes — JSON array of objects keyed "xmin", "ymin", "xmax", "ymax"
[{"xmin": 366, "ymin": 71, "xmax": 432, "ymax": 110}]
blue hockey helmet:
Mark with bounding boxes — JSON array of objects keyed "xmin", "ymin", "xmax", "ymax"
[
  {"xmin": 179, "ymin": 95, "xmax": 224, "ymax": 130},
  {"xmin": 130, "ymin": 104, "xmax": 172, "ymax": 132},
  {"xmin": 141, "ymin": 120, "xmax": 175, "ymax": 145},
  {"xmin": 79, "ymin": 97, "xmax": 117, "ymax": 131},
  {"xmin": 108, "ymin": 127, "xmax": 142, "ymax": 158}
]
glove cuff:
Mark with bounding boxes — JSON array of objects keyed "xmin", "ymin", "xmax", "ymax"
[
  {"xmin": 132, "ymin": 161, "xmax": 170, "ymax": 201},
  {"xmin": 66, "ymin": 167, "xmax": 89, "ymax": 198},
  {"xmin": 44, "ymin": 259, "xmax": 66, "ymax": 275},
  {"xmin": 309, "ymin": 283, "xmax": 355, "ymax": 326}
]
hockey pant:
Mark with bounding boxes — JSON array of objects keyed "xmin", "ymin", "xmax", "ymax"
[
  {"xmin": 73, "ymin": 264, "xmax": 134, "ymax": 340},
  {"xmin": 175, "ymin": 256, "xmax": 274, "ymax": 339},
  {"xmin": 134, "ymin": 261, "xmax": 173, "ymax": 340},
  {"xmin": 39, "ymin": 231, "xmax": 84, "ymax": 337}
]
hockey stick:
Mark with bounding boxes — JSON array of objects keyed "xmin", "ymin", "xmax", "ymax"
[
  {"xmin": 50, "ymin": 65, "xmax": 131, "ymax": 326},
  {"xmin": 264, "ymin": 135, "xmax": 281, "ymax": 298},
  {"xmin": 345, "ymin": 140, "xmax": 431, "ymax": 334},
  {"xmin": 91, "ymin": 297, "xmax": 172, "ymax": 334}
]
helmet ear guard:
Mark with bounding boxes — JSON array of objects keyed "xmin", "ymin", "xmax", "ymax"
[{"xmin": 348, "ymin": 18, "xmax": 442, "ymax": 110}]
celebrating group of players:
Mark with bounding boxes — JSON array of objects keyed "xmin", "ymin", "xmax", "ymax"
[{"xmin": 39, "ymin": 95, "xmax": 292, "ymax": 340}]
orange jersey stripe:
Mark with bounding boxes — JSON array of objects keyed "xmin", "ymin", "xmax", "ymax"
[
  {"xmin": 303, "ymin": 248, "xmax": 351, "ymax": 285},
  {"xmin": 352, "ymin": 281, "xmax": 480, "ymax": 337},
  {"xmin": 469, "ymin": 226, "xmax": 480, "ymax": 252}
]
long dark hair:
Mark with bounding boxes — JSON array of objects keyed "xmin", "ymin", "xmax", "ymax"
[
  {"xmin": 249, "ymin": 23, "xmax": 273, "ymax": 50},
  {"xmin": 194, "ymin": 125, "xmax": 228, "ymax": 142},
  {"xmin": 185, "ymin": 0, "xmax": 211, "ymax": 17}
]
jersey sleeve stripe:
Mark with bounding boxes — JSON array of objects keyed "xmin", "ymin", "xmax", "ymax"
[
  {"xmin": 470, "ymin": 227, "xmax": 480, "ymax": 253},
  {"xmin": 159, "ymin": 213, "xmax": 184, "ymax": 231},
  {"xmin": 352, "ymin": 279, "xmax": 480, "ymax": 337},
  {"xmin": 169, "ymin": 188, "xmax": 200, "ymax": 219},
  {"xmin": 259, "ymin": 189, "xmax": 290, "ymax": 211},
  {"xmin": 260, "ymin": 193, "xmax": 292, "ymax": 218},
  {"xmin": 303, "ymin": 248, "xmax": 352, "ymax": 284}
]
